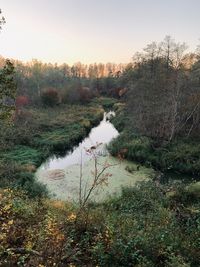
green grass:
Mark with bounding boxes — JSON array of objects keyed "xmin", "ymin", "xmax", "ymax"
[
  {"xmin": 91, "ymin": 97, "xmax": 118, "ymax": 109},
  {"xmin": 0, "ymin": 104, "xmax": 104, "ymax": 195},
  {"xmin": 33, "ymin": 123, "xmax": 86, "ymax": 151},
  {"xmin": 1, "ymin": 145, "xmax": 44, "ymax": 166}
]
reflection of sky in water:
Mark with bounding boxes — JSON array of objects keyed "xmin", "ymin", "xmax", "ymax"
[{"xmin": 40, "ymin": 112, "xmax": 119, "ymax": 170}]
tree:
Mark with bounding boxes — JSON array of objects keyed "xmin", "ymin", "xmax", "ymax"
[
  {"xmin": 30, "ymin": 59, "xmax": 44, "ymax": 98},
  {"xmin": 0, "ymin": 10, "xmax": 16, "ymax": 122},
  {"xmin": 125, "ymin": 37, "xmax": 189, "ymax": 142},
  {"xmin": 0, "ymin": 60, "xmax": 16, "ymax": 121},
  {"xmin": 0, "ymin": 9, "xmax": 5, "ymax": 30}
]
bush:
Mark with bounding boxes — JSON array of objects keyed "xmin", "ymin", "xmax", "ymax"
[
  {"xmin": 92, "ymin": 97, "xmax": 118, "ymax": 109},
  {"xmin": 16, "ymin": 95, "xmax": 29, "ymax": 108},
  {"xmin": 0, "ymin": 181, "xmax": 199, "ymax": 266},
  {"xmin": 61, "ymin": 85, "xmax": 80, "ymax": 104},
  {"xmin": 91, "ymin": 181, "xmax": 200, "ymax": 266},
  {"xmin": 41, "ymin": 88, "xmax": 59, "ymax": 107},
  {"xmin": 78, "ymin": 87, "xmax": 93, "ymax": 104}
]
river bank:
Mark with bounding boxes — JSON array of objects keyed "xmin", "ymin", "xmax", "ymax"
[
  {"xmin": 109, "ymin": 107, "xmax": 200, "ymax": 180},
  {"xmin": 0, "ymin": 104, "xmax": 104, "ymax": 196}
]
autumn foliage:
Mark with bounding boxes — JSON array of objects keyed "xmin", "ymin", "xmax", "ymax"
[{"xmin": 16, "ymin": 95, "xmax": 29, "ymax": 108}]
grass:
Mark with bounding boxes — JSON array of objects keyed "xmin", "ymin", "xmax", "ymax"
[
  {"xmin": 1, "ymin": 145, "xmax": 44, "ymax": 166},
  {"xmin": 91, "ymin": 97, "xmax": 118, "ymax": 110},
  {"xmin": 33, "ymin": 123, "xmax": 86, "ymax": 151},
  {"xmin": 0, "ymin": 104, "xmax": 104, "ymax": 196}
]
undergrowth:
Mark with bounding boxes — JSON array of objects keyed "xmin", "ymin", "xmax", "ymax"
[
  {"xmin": 0, "ymin": 180, "xmax": 199, "ymax": 266},
  {"xmin": 108, "ymin": 109, "xmax": 200, "ymax": 178}
]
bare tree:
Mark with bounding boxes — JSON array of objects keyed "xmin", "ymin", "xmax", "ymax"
[
  {"xmin": 78, "ymin": 144, "xmax": 117, "ymax": 210},
  {"xmin": 127, "ymin": 36, "xmax": 190, "ymax": 142}
]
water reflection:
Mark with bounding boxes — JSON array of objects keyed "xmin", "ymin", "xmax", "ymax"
[{"xmin": 40, "ymin": 111, "xmax": 119, "ymax": 170}]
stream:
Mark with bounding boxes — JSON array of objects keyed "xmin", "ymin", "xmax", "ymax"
[{"xmin": 36, "ymin": 111, "xmax": 154, "ymax": 202}]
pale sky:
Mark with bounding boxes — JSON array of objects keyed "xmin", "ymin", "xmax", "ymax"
[{"xmin": 0, "ymin": 0, "xmax": 200, "ymax": 64}]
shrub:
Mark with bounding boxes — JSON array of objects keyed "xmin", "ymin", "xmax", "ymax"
[
  {"xmin": 92, "ymin": 97, "xmax": 118, "ymax": 109},
  {"xmin": 41, "ymin": 88, "xmax": 59, "ymax": 107},
  {"xmin": 16, "ymin": 95, "xmax": 29, "ymax": 108},
  {"xmin": 61, "ymin": 85, "xmax": 80, "ymax": 104},
  {"xmin": 78, "ymin": 87, "xmax": 93, "ymax": 104},
  {"xmin": 16, "ymin": 171, "xmax": 48, "ymax": 198}
]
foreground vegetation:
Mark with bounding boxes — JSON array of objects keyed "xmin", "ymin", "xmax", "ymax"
[
  {"xmin": 0, "ymin": 180, "xmax": 199, "ymax": 266},
  {"xmin": 0, "ymin": 104, "xmax": 103, "ymax": 197}
]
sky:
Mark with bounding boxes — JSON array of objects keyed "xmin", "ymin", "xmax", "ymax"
[{"xmin": 0, "ymin": 0, "xmax": 200, "ymax": 65}]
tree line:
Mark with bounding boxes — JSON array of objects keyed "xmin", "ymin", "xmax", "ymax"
[
  {"xmin": 0, "ymin": 57, "xmax": 126, "ymax": 106},
  {"xmin": 121, "ymin": 36, "xmax": 200, "ymax": 142},
  {"xmin": 1, "ymin": 33, "xmax": 200, "ymax": 143}
]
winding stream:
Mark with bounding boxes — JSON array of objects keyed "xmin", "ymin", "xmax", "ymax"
[
  {"xmin": 39, "ymin": 111, "xmax": 119, "ymax": 170},
  {"xmin": 36, "ymin": 112, "xmax": 154, "ymax": 202}
]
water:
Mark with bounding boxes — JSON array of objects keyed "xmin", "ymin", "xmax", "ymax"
[
  {"xmin": 40, "ymin": 111, "xmax": 119, "ymax": 170},
  {"xmin": 36, "ymin": 111, "xmax": 154, "ymax": 202}
]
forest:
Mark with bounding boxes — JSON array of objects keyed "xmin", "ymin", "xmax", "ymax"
[{"xmin": 0, "ymin": 6, "xmax": 200, "ymax": 267}]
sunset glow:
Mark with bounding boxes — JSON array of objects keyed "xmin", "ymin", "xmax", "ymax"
[{"xmin": 1, "ymin": 0, "xmax": 200, "ymax": 64}]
